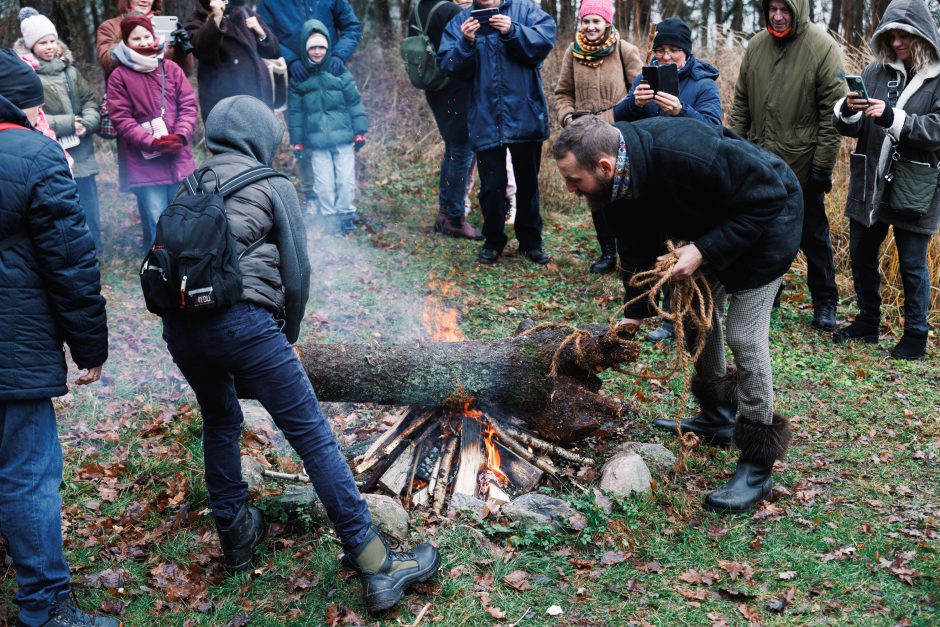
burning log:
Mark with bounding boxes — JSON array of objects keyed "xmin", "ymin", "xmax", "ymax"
[{"xmin": 296, "ymin": 323, "xmax": 640, "ymax": 443}]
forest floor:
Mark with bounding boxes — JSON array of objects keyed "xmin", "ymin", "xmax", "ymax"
[{"xmin": 0, "ymin": 132, "xmax": 938, "ymax": 627}]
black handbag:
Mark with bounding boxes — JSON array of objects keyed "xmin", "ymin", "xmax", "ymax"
[{"xmin": 884, "ymin": 150, "xmax": 939, "ymax": 216}]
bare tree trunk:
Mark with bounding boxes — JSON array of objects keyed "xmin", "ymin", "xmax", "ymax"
[
  {"xmin": 701, "ymin": 0, "xmax": 711, "ymax": 49},
  {"xmin": 730, "ymin": 0, "xmax": 744, "ymax": 33},
  {"xmin": 829, "ymin": 0, "xmax": 843, "ymax": 35}
]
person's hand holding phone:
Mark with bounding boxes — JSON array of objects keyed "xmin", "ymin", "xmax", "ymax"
[
  {"xmin": 654, "ymin": 91, "xmax": 682, "ymax": 116},
  {"xmin": 860, "ymin": 97, "xmax": 887, "ymax": 119},
  {"xmin": 490, "ymin": 14, "xmax": 512, "ymax": 34},
  {"xmin": 461, "ymin": 16, "xmax": 481, "ymax": 44},
  {"xmin": 633, "ymin": 82, "xmax": 655, "ymax": 106}
]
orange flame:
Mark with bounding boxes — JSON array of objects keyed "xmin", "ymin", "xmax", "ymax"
[
  {"xmin": 423, "ymin": 278, "xmax": 465, "ymax": 342},
  {"xmin": 482, "ymin": 423, "xmax": 509, "ymax": 485}
]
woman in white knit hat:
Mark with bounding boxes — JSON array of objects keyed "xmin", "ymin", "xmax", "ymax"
[{"xmin": 16, "ymin": 7, "xmax": 102, "ymax": 251}]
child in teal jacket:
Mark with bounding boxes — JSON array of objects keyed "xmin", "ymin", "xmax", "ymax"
[{"xmin": 288, "ymin": 19, "xmax": 367, "ymax": 234}]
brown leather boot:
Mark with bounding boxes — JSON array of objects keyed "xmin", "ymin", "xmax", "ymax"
[{"xmin": 434, "ymin": 210, "xmax": 483, "ymax": 240}]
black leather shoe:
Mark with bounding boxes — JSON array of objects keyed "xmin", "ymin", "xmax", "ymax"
[
  {"xmin": 589, "ymin": 241, "xmax": 617, "ymax": 274},
  {"xmin": 521, "ymin": 248, "xmax": 551, "ymax": 265},
  {"xmin": 477, "ymin": 247, "xmax": 500, "ymax": 264},
  {"xmin": 811, "ymin": 303, "xmax": 837, "ymax": 331},
  {"xmin": 347, "ymin": 525, "xmax": 441, "ymax": 615},
  {"xmin": 703, "ymin": 460, "xmax": 774, "ymax": 513},
  {"xmin": 215, "ymin": 503, "xmax": 266, "ymax": 573},
  {"xmin": 653, "ymin": 403, "xmax": 736, "ymax": 448},
  {"xmin": 833, "ymin": 319, "xmax": 879, "ymax": 344}
]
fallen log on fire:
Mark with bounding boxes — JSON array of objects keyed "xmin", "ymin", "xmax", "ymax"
[{"xmin": 295, "ymin": 323, "xmax": 641, "ymax": 443}]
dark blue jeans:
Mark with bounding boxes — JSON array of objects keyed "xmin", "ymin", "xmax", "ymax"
[
  {"xmin": 0, "ymin": 400, "xmax": 71, "ymax": 626},
  {"xmin": 849, "ymin": 219, "xmax": 932, "ymax": 335},
  {"xmin": 440, "ymin": 139, "xmax": 473, "ymax": 219},
  {"xmin": 133, "ymin": 183, "xmax": 179, "ymax": 249},
  {"xmin": 162, "ymin": 303, "xmax": 372, "ymax": 551},
  {"xmin": 477, "ymin": 141, "xmax": 543, "ymax": 252},
  {"xmin": 75, "ymin": 175, "xmax": 101, "ymax": 253}
]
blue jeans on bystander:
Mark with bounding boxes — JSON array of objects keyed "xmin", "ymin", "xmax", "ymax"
[
  {"xmin": 75, "ymin": 175, "xmax": 101, "ymax": 253},
  {"xmin": 0, "ymin": 399, "xmax": 72, "ymax": 626},
  {"xmin": 161, "ymin": 302, "xmax": 372, "ymax": 550},
  {"xmin": 440, "ymin": 140, "xmax": 473, "ymax": 219},
  {"xmin": 133, "ymin": 182, "xmax": 180, "ymax": 248}
]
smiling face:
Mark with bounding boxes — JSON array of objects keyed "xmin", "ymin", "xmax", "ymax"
[
  {"xmin": 127, "ymin": 25, "xmax": 155, "ymax": 49},
  {"xmin": 579, "ymin": 15, "xmax": 610, "ymax": 44},
  {"xmin": 767, "ymin": 0, "xmax": 792, "ymax": 34},
  {"xmin": 31, "ymin": 34, "xmax": 58, "ymax": 62},
  {"xmin": 889, "ymin": 29, "xmax": 914, "ymax": 65},
  {"xmin": 307, "ymin": 44, "xmax": 327, "ymax": 63},
  {"xmin": 130, "ymin": 0, "xmax": 154, "ymax": 13}
]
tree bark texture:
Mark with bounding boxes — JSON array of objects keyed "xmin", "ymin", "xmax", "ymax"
[{"xmin": 296, "ymin": 324, "xmax": 640, "ymax": 443}]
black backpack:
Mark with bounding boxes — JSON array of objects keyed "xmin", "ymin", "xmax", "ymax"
[{"xmin": 139, "ymin": 166, "xmax": 287, "ymax": 316}]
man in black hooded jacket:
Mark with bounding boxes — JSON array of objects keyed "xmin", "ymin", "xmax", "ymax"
[{"xmin": 552, "ymin": 115, "xmax": 803, "ymax": 512}]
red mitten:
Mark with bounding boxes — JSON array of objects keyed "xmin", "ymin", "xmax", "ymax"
[{"xmin": 152, "ymin": 134, "xmax": 185, "ymax": 155}]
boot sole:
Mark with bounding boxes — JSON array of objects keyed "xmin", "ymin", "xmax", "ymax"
[
  {"xmin": 702, "ymin": 485, "xmax": 772, "ymax": 514},
  {"xmin": 366, "ymin": 550, "xmax": 441, "ymax": 615}
]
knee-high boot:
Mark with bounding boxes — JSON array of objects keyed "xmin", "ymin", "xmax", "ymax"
[{"xmin": 653, "ymin": 368, "xmax": 737, "ymax": 448}]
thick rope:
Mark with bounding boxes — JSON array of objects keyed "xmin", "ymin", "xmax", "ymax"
[{"xmin": 521, "ymin": 245, "xmax": 715, "ymax": 472}]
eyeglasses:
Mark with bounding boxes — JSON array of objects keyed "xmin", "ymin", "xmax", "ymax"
[{"xmin": 653, "ymin": 47, "xmax": 684, "ymax": 58}]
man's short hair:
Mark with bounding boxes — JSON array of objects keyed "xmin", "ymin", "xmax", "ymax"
[{"xmin": 551, "ymin": 116, "xmax": 621, "ymax": 169}]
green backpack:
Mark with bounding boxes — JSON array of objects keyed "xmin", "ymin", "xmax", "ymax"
[{"xmin": 400, "ymin": 1, "xmax": 450, "ymax": 91}]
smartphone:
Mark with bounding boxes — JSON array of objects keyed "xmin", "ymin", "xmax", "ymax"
[
  {"xmin": 641, "ymin": 64, "xmax": 679, "ymax": 98},
  {"xmin": 150, "ymin": 15, "xmax": 178, "ymax": 41},
  {"xmin": 845, "ymin": 75, "xmax": 869, "ymax": 101},
  {"xmin": 470, "ymin": 7, "xmax": 500, "ymax": 21}
]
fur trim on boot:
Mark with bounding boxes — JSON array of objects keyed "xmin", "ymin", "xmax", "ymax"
[
  {"xmin": 733, "ymin": 414, "xmax": 791, "ymax": 467},
  {"xmin": 690, "ymin": 366, "xmax": 738, "ymax": 407}
]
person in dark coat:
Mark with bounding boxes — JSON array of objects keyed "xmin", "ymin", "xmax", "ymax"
[
  {"xmin": 438, "ymin": 0, "xmax": 556, "ymax": 265},
  {"xmin": 552, "ymin": 116, "xmax": 803, "ymax": 513},
  {"xmin": 185, "ymin": 0, "xmax": 280, "ymax": 123},
  {"xmin": 832, "ymin": 0, "xmax": 940, "ymax": 360},
  {"xmin": 613, "ymin": 16, "xmax": 723, "ymax": 344},
  {"xmin": 0, "ymin": 48, "xmax": 115, "ymax": 627},
  {"xmin": 160, "ymin": 96, "xmax": 439, "ymax": 615},
  {"xmin": 409, "ymin": 0, "xmax": 482, "ymax": 240}
]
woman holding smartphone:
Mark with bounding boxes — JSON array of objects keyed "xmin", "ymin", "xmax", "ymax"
[
  {"xmin": 553, "ymin": 0, "xmax": 642, "ymax": 275},
  {"xmin": 832, "ymin": 0, "xmax": 940, "ymax": 360},
  {"xmin": 97, "ymin": 0, "xmax": 193, "ymax": 79}
]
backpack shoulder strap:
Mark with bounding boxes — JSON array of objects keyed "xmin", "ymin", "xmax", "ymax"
[
  {"xmin": 413, "ymin": 0, "xmax": 448, "ymax": 36},
  {"xmin": 219, "ymin": 166, "xmax": 287, "ymax": 197}
]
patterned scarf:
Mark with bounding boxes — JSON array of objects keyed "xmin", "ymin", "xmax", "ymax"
[
  {"xmin": 572, "ymin": 27, "xmax": 619, "ymax": 68},
  {"xmin": 610, "ymin": 129, "xmax": 632, "ymax": 202},
  {"xmin": 112, "ymin": 40, "xmax": 163, "ymax": 73}
]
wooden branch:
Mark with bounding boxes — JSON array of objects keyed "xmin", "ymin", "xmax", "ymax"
[
  {"xmin": 497, "ymin": 421, "xmax": 593, "ymax": 465},
  {"xmin": 495, "ymin": 442, "xmax": 543, "ymax": 493},
  {"xmin": 433, "ymin": 438, "xmax": 458, "ymax": 515},
  {"xmin": 354, "ymin": 408, "xmax": 412, "ymax": 473},
  {"xmin": 378, "ymin": 442, "xmax": 417, "ymax": 495},
  {"xmin": 490, "ymin": 422, "xmax": 559, "ymax": 480},
  {"xmin": 452, "ymin": 418, "xmax": 483, "ymax": 497},
  {"xmin": 262, "ymin": 469, "xmax": 310, "ymax": 483},
  {"xmin": 403, "ymin": 442, "xmax": 425, "ymax": 506}
]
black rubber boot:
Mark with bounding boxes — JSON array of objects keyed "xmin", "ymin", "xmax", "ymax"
[
  {"xmin": 590, "ymin": 240, "xmax": 617, "ymax": 274},
  {"xmin": 704, "ymin": 415, "xmax": 791, "ymax": 513},
  {"xmin": 811, "ymin": 301, "xmax": 837, "ymax": 331},
  {"xmin": 347, "ymin": 525, "xmax": 441, "ymax": 615},
  {"xmin": 833, "ymin": 318, "xmax": 879, "ymax": 343},
  {"xmin": 890, "ymin": 331, "xmax": 928, "ymax": 360},
  {"xmin": 653, "ymin": 369, "xmax": 737, "ymax": 448},
  {"xmin": 215, "ymin": 503, "xmax": 267, "ymax": 573}
]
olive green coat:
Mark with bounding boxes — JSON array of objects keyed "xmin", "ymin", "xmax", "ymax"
[
  {"xmin": 20, "ymin": 42, "xmax": 101, "ymax": 179},
  {"xmin": 728, "ymin": 0, "xmax": 845, "ymax": 185}
]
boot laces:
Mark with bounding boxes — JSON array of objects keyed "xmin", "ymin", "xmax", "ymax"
[{"xmin": 380, "ymin": 530, "xmax": 415, "ymax": 561}]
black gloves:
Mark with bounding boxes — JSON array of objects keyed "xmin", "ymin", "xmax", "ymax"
[
  {"xmin": 289, "ymin": 58, "xmax": 309, "ymax": 81},
  {"xmin": 875, "ymin": 105, "xmax": 895, "ymax": 128},
  {"xmin": 328, "ymin": 56, "xmax": 345, "ymax": 77},
  {"xmin": 171, "ymin": 27, "xmax": 193, "ymax": 55},
  {"xmin": 809, "ymin": 165, "xmax": 833, "ymax": 195}
]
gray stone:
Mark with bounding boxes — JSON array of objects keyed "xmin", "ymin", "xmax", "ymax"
[
  {"xmin": 240, "ymin": 400, "xmax": 291, "ymax": 455},
  {"xmin": 502, "ymin": 493, "xmax": 578, "ymax": 528},
  {"xmin": 240, "ymin": 455, "xmax": 266, "ymax": 492},
  {"xmin": 599, "ymin": 452, "xmax": 652, "ymax": 496},
  {"xmin": 447, "ymin": 493, "xmax": 485, "ymax": 520},
  {"xmin": 266, "ymin": 488, "xmax": 409, "ymax": 538},
  {"xmin": 619, "ymin": 441, "xmax": 677, "ymax": 472}
]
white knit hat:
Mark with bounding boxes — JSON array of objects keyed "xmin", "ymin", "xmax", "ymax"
[
  {"xmin": 306, "ymin": 33, "xmax": 328, "ymax": 49},
  {"xmin": 19, "ymin": 7, "xmax": 58, "ymax": 51}
]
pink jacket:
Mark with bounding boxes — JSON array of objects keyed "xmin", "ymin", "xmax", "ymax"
[{"xmin": 107, "ymin": 59, "xmax": 197, "ymax": 190}]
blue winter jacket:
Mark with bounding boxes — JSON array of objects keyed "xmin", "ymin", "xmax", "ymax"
[
  {"xmin": 0, "ymin": 95, "xmax": 107, "ymax": 400},
  {"xmin": 437, "ymin": 0, "xmax": 556, "ymax": 152},
  {"xmin": 256, "ymin": 0, "xmax": 361, "ymax": 65},
  {"xmin": 613, "ymin": 55, "xmax": 722, "ymax": 126}
]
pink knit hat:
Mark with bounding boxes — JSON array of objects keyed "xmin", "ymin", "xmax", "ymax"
[{"xmin": 579, "ymin": 0, "xmax": 614, "ymax": 23}]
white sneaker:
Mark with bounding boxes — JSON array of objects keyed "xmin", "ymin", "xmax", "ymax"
[{"xmin": 505, "ymin": 194, "xmax": 516, "ymax": 225}]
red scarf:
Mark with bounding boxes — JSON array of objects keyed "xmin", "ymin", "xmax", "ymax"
[{"xmin": 767, "ymin": 26, "xmax": 792, "ymax": 39}]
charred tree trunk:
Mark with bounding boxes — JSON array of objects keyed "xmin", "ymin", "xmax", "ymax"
[{"xmin": 296, "ymin": 324, "xmax": 640, "ymax": 443}]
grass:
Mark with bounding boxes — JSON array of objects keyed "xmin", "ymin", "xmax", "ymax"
[{"xmin": 1, "ymin": 37, "xmax": 939, "ymax": 627}]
